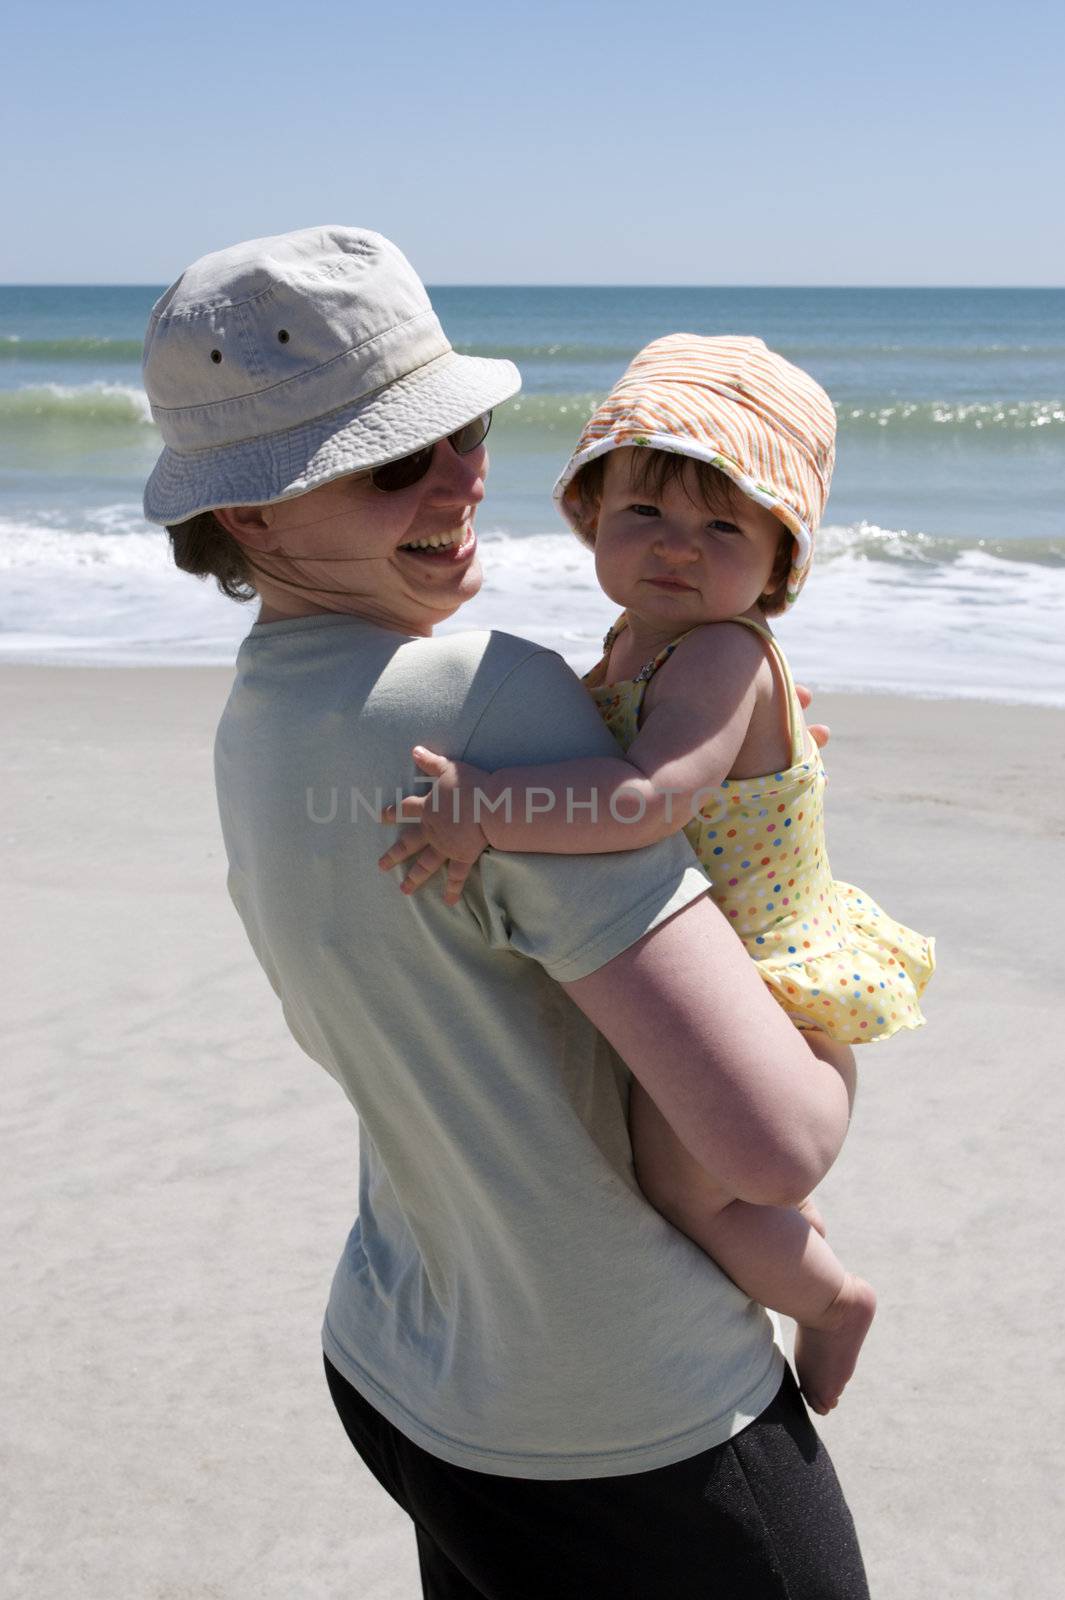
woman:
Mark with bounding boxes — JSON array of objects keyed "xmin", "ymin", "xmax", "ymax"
[{"xmin": 143, "ymin": 225, "xmax": 867, "ymax": 1599}]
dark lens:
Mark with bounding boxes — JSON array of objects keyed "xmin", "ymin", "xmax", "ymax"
[
  {"xmin": 369, "ymin": 413, "xmax": 492, "ymax": 492},
  {"xmin": 370, "ymin": 444, "xmax": 434, "ymax": 493},
  {"xmin": 448, "ymin": 411, "xmax": 492, "ymax": 454}
]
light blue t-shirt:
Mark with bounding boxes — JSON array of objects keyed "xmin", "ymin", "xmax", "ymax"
[{"xmin": 214, "ymin": 613, "xmax": 783, "ymax": 1479}]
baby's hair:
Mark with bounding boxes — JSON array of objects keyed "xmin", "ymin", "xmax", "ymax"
[
  {"xmin": 760, "ymin": 536, "xmax": 793, "ymax": 618},
  {"xmin": 570, "ymin": 448, "xmax": 794, "ymax": 617},
  {"xmin": 166, "ymin": 510, "xmax": 257, "ymax": 602}
]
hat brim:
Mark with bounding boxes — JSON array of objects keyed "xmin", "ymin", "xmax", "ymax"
[{"xmin": 143, "ymin": 350, "xmax": 521, "ymax": 525}]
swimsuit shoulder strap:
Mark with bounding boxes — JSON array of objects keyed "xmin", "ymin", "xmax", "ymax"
[
  {"xmin": 639, "ymin": 626, "xmax": 701, "ymax": 682},
  {"xmin": 600, "ymin": 613, "xmax": 700, "ymax": 686},
  {"xmin": 724, "ymin": 616, "xmax": 807, "ymax": 767},
  {"xmin": 604, "ymin": 617, "xmax": 806, "ymax": 766}
]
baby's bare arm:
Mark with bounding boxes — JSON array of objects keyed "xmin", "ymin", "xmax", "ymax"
[
  {"xmin": 379, "ymin": 625, "xmax": 793, "ymax": 893},
  {"xmin": 478, "ymin": 622, "xmax": 767, "ymax": 852}
]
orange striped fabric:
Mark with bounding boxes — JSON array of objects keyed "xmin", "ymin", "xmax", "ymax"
[{"xmin": 553, "ymin": 335, "xmax": 837, "ymax": 604}]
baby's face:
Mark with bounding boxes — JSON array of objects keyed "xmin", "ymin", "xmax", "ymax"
[{"xmin": 592, "ymin": 451, "xmax": 787, "ymax": 628}]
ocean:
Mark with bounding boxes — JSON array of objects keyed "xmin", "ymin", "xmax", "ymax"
[{"xmin": 1, "ymin": 285, "xmax": 1063, "ymax": 703}]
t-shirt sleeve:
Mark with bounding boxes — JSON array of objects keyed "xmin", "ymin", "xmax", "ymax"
[{"xmin": 461, "ymin": 647, "xmax": 709, "ymax": 983}]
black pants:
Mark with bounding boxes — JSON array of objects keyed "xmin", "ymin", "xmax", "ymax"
[{"xmin": 324, "ymin": 1356, "xmax": 869, "ymax": 1599}]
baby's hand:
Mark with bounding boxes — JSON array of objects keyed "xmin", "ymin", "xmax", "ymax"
[{"xmin": 377, "ymin": 747, "xmax": 492, "ymax": 904}]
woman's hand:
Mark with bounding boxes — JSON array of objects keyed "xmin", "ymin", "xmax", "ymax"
[
  {"xmin": 795, "ymin": 683, "xmax": 830, "ymax": 751},
  {"xmin": 377, "ymin": 747, "xmax": 492, "ymax": 904}
]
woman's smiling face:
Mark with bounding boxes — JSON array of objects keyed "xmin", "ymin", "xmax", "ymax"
[
  {"xmin": 591, "ymin": 449, "xmax": 788, "ymax": 629},
  {"xmin": 216, "ymin": 433, "xmax": 489, "ymax": 635}
]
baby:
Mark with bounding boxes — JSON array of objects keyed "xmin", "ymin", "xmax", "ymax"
[{"xmin": 380, "ymin": 335, "xmax": 934, "ymax": 1413}]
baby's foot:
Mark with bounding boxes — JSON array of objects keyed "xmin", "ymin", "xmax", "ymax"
[{"xmin": 794, "ymin": 1273, "xmax": 877, "ymax": 1415}]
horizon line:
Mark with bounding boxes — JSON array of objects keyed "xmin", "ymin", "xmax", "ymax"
[{"xmin": 2, "ymin": 281, "xmax": 1064, "ymax": 292}]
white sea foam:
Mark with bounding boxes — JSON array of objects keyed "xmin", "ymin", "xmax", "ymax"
[
  {"xmin": 843, "ymin": 400, "xmax": 1065, "ymax": 431},
  {"xmin": 4, "ymin": 378, "xmax": 1065, "ymax": 446},
  {"xmin": 0, "ymin": 514, "xmax": 253, "ymax": 665},
  {"xmin": 441, "ymin": 530, "xmax": 1065, "ymax": 704},
  {"xmin": 1, "ymin": 519, "xmax": 1063, "ymax": 704},
  {"xmin": 0, "ymin": 381, "xmax": 155, "ymax": 426}
]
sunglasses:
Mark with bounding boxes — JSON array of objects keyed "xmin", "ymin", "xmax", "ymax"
[{"xmin": 369, "ymin": 411, "xmax": 492, "ymax": 492}]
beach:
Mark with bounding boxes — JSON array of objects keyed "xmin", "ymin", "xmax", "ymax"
[{"xmin": 3, "ymin": 663, "xmax": 1063, "ymax": 1599}]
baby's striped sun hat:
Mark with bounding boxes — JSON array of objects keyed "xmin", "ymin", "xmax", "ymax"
[{"xmin": 553, "ymin": 334, "xmax": 837, "ymax": 605}]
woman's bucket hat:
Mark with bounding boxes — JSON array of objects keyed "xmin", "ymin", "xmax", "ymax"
[
  {"xmin": 553, "ymin": 334, "xmax": 836, "ymax": 605},
  {"xmin": 142, "ymin": 226, "xmax": 521, "ymax": 525}
]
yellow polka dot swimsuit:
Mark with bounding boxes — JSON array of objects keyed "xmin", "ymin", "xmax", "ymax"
[{"xmin": 584, "ymin": 615, "xmax": 934, "ymax": 1045}]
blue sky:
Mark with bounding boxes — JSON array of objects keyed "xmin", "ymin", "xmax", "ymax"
[{"xmin": 4, "ymin": 0, "xmax": 1063, "ymax": 284}]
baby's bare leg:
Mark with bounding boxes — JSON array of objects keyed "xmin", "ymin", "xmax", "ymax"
[
  {"xmin": 805, "ymin": 1026, "xmax": 858, "ymax": 1115},
  {"xmin": 631, "ymin": 1051, "xmax": 875, "ymax": 1414},
  {"xmin": 794, "ymin": 1031, "xmax": 854, "ymax": 1236}
]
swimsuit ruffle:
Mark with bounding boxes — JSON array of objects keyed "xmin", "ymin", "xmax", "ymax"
[{"xmin": 753, "ymin": 881, "xmax": 935, "ymax": 1044}]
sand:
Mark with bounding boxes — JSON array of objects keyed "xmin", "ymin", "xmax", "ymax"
[{"xmin": 3, "ymin": 665, "xmax": 1064, "ymax": 1600}]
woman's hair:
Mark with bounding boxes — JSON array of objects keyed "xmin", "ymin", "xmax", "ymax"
[
  {"xmin": 569, "ymin": 448, "xmax": 794, "ymax": 617},
  {"xmin": 165, "ymin": 511, "xmax": 257, "ymax": 602}
]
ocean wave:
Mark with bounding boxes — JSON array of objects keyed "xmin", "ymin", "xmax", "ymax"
[
  {"xmin": 2, "ymin": 380, "xmax": 1061, "ymax": 450},
  {"xmin": 2, "ymin": 515, "xmax": 1061, "ymax": 573},
  {"xmin": 786, "ymin": 342, "xmax": 1065, "ymax": 361},
  {"xmin": 816, "ymin": 522, "xmax": 1065, "ymax": 568},
  {"xmin": 494, "ymin": 393, "xmax": 601, "ymax": 431},
  {"xmin": 410, "ymin": 528, "xmax": 1065, "ymax": 704},
  {"xmin": 454, "ymin": 342, "xmax": 631, "ymax": 362},
  {"xmin": 0, "ymin": 336, "xmax": 144, "ymax": 362},
  {"xmin": 0, "ymin": 512, "xmax": 164, "ymax": 570},
  {"xmin": 0, "ymin": 382, "xmax": 154, "ymax": 428},
  {"xmin": 0, "ymin": 380, "xmax": 597, "ymax": 444},
  {"xmin": 448, "ymin": 338, "xmax": 1065, "ymax": 367},
  {"xmin": 497, "ymin": 393, "xmax": 1065, "ymax": 436},
  {"xmin": 1, "ymin": 516, "xmax": 1062, "ymax": 698},
  {"xmin": 4, "ymin": 331, "xmax": 1059, "ymax": 368},
  {"xmin": 0, "ymin": 514, "xmax": 251, "ymax": 666},
  {"xmin": 841, "ymin": 401, "xmax": 1065, "ymax": 432}
]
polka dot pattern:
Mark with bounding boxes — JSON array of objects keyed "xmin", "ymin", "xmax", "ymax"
[{"xmin": 586, "ymin": 615, "xmax": 935, "ymax": 1046}]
